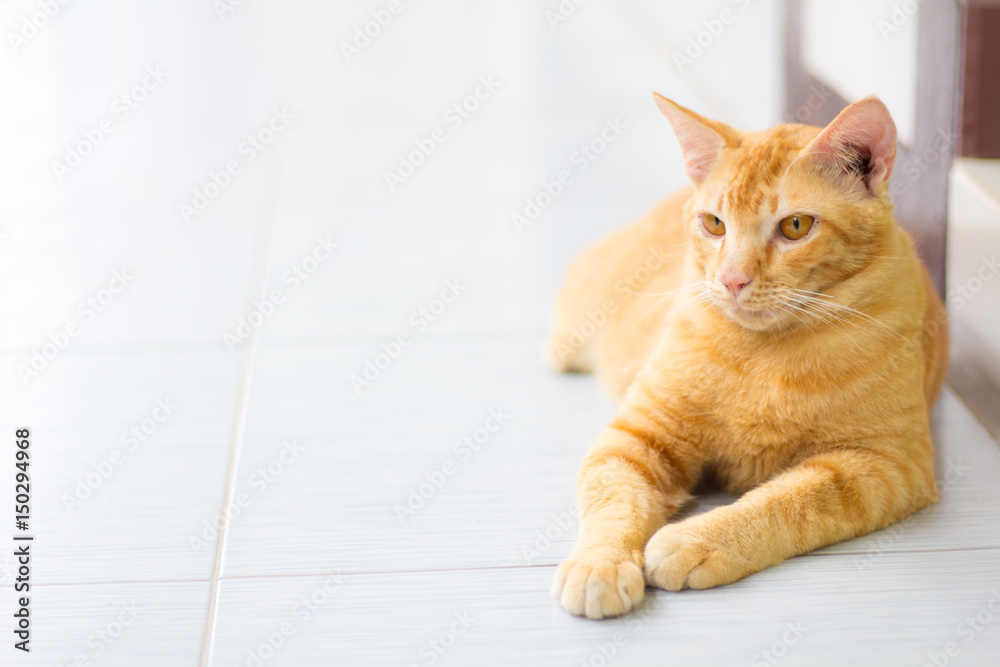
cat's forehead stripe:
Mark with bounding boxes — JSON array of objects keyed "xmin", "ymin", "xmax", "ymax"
[{"xmin": 723, "ymin": 134, "xmax": 800, "ymax": 217}]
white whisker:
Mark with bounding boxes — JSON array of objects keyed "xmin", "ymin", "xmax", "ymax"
[
  {"xmin": 775, "ymin": 288, "xmax": 874, "ymax": 354},
  {"xmin": 772, "ymin": 285, "xmax": 926, "ymax": 360},
  {"xmin": 638, "ymin": 281, "xmax": 712, "ymax": 323}
]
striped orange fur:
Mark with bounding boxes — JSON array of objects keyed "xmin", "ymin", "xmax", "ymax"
[{"xmin": 548, "ymin": 95, "xmax": 949, "ymax": 619}]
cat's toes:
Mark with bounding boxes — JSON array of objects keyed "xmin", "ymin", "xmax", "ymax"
[
  {"xmin": 552, "ymin": 552, "xmax": 645, "ymax": 619},
  {"xmin": 643, "ymin": 523, "xmax": 746, "ymax": 591}
]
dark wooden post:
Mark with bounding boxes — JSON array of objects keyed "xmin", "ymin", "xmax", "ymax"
[{"xmin": 783, "ymin": 0, "xmax": 961, "ymax": 298}]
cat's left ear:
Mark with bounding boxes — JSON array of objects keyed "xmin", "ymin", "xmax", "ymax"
[
  {"xmin": 653, "ymin": 93, "xmax": 741, "ymax": 185},
  {"xmin": 803, "ymin": 96, "xmax": 897, "ymax": 195}
]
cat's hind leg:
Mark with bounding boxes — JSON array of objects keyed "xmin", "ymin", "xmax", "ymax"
[
  {"xmin": 545, "ymin": 189, "xmax": 691, "ymax": 379},
  {"xmin": 544, "ymin": 238, "xmax": 621, "ymax": 374}
]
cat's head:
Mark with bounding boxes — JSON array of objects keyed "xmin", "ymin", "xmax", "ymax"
[{"xmin": 654, "ymin": 94, "xmax": 898, "ymax": 332}]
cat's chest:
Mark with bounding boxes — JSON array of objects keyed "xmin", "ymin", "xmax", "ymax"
[
  {"xmin": 683, "ymin": 359, "xmax": 840, "ymax": 488},
  {"xmin": 668, "ymin": 340, "xmax": 851, "ymax": 450},
  {"xmin": 712, "ymin": 366, "xmax": 823, "ymax": 446}
]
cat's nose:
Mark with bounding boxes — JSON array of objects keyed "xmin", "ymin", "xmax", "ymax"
[{"xmin": 719, "ymin": 273, "xmax": 753, "ymax": 299}]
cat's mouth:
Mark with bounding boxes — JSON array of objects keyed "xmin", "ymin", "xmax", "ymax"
[
  {"xmin": 726, "ymin": 303, "xmax": 783, "ymax": 328},
  {"xmin": 709, "ymin": 287, "xmax": 789, "ymax": 329}
]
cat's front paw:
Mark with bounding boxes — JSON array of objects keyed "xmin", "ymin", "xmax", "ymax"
[
  {"xmin": 552, "ymin": 550, "xmax": 644, "ymax": 619},
  {"xmin": 643, "ymin": 520, "xmax": 749, "ymax": 591}
]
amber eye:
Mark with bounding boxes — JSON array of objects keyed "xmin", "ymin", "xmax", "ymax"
[
  {"xmin": 701, "ymin": 213, "xmax": 726, "ymax": 237},
  {"xmin": 778, "ymin": 214, "xmax": 814, "ymax": 240}
]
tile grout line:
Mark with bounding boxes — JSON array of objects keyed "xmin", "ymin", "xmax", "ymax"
[
  {"xmin": 24, "ymin": 541, "xmax": 1000, "ymax": 590},
  {"xmin": 197, "ymin": 194, "xmax": 280, "ymax": 667},
  {"xmin": 196, "ymin": 321, "xmax": 261, "ymax": 667},
  {"xmin": 196, "ymin": 12, "xmax": 317, "ymax": 654}
]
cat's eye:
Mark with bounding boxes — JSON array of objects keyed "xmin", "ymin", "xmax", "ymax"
[
  {"xmin": 778, "ymin": 214, "xmax": 814, "ymax": 240},
  {"xmin": 701, "ymin": 213, "xmax": 726, "ymax": 236}
]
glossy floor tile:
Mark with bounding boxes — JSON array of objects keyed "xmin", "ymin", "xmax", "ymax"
[
  {"xmin": 209, "ymin": 550, "xmax": 1000, "ymax": 667},
  {"xmin": 15, "ymin": 581, "xmax": 210, "ymax": 666},
  {"xmin": 0, "ymin": 350, "xmax": 243, "ymax": 583}
]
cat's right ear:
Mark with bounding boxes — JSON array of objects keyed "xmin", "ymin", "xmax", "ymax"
[
  {"xmin": 802, "ymin": 96, "xmax": 897, "ymax": 196},
  {"xmin": 653, "ymin": 93, "xmax": 740, "ymax": 184}
]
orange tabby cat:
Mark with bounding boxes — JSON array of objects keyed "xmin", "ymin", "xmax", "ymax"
[{"xmin": 548, "ymin": 95, "xmax": 949, "ymax": 619}]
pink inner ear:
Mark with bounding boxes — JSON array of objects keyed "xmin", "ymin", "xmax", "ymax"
[
  {"xmin": 812, "ymin": 98, "xmax": 897, "ymax": 192},
  {"xmin": 654, "ymin": 95, "xmax": 727, "ymax": 185},
  {"xmin": 674, "ymin": 121, "xmax": 725, "ymax": 183}
]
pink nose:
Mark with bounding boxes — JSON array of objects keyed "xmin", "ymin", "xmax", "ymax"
[{"xmin": 719, "ymin": 273, "xmax": 752, "ymax": 299}]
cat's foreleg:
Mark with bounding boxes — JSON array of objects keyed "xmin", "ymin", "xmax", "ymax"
[
  {"xmin": 552, "ymin": 408, "xmax": 701, "ymax": 618},
  {"xmin": 643, "ymin": 444, "xmax": 938, "ymax": 591}
]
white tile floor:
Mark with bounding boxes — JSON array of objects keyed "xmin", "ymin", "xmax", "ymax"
[{"xmin": 1, "ymin": 1, "xmax": 998, "ymax": 665}]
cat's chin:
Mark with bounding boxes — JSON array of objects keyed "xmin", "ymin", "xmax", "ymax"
[{"xmin": 723, "ymin": 305, "xmax": 786, "ymax": 331}]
